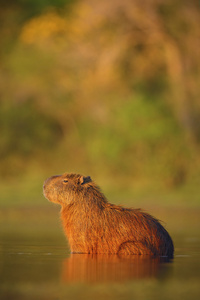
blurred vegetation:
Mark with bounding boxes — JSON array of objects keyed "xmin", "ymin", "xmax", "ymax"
[{"xmin": 0, "ymin": 0, "xmax": 200, "ymax": 205}]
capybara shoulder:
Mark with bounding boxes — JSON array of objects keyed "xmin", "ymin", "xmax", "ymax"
[{"xmin": 43, "ymin": 173, "xmax": 174, "ymax": 258}]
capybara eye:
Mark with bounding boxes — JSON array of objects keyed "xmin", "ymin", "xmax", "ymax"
[{"xmin": 63, "ymin": 179, "xmax": 68, "ymax": 183}]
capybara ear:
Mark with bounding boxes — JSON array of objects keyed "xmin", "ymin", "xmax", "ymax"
[{"xmin": 79, "ymin": 176, "xmax": 92, "ymax": 185}]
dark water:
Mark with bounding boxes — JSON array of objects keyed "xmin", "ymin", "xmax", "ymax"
[{"xmin": 0, "ymin": 209, "xmax": 200, "ymax": 300}]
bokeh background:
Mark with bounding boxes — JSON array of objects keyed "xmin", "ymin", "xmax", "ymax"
[
  {"xmin": 0, "ymin": 0, "xmax": 200, "ymax": 207},
  {"xmin": 1, "ymin": 2, "xmax": 200, "ymax": 299}
]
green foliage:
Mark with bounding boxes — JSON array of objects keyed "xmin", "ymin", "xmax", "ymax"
[
  {"xmin": 75, "ymin": 97, "xmax": 191, "ymax": 189},
  {"xmin": 2, "ymin": 0, "xmax": 72, "ymax": 19},
  {"xmin": 0, "ymin": 101, "xmax": 63, "ymax": 177},
  {"xmin": 0, "ymin": 0, "xmax": 199, "ymax": 196}
]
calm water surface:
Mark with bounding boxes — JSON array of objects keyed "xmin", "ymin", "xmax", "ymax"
[{"xmin": 0, "ymin": 208, "xmax": 200, "ymax": 300}]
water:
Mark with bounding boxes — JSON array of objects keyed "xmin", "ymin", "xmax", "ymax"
[{"xmin": 0, "ymin": 208, "xmax": 200, "ymax": 300}]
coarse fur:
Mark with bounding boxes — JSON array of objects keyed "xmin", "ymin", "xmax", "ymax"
[{"xmin": 43, "ymin": 173, "xmax": 174, "ymax": 257}]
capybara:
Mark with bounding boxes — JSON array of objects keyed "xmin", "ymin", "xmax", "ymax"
[{"xmin": 43, "ymin": 173, "xmax": 174, "ymax": 257}]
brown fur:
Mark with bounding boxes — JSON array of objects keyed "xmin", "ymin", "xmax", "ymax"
[{"xmin": 43, "ymin": 173, "xmax": 174, "ymax": 257}]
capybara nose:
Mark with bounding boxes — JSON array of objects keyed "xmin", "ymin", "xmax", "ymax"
[{"xmin": 43, "ymin": 175, "xmax": 60, "ymax": 189}]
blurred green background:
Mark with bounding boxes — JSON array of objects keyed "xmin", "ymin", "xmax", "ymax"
[
  {"xmin": 1, "ymin": 4, "xmax": 200, "ymax": 300},
  {"xmin": 0, "ymin": 0, "xmax": 200, "ymax": 208}
]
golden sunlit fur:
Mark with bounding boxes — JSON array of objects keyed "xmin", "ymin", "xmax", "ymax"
[{"xmin": 43, "ymin": 173, "xmax": 174, "ymax": 257}]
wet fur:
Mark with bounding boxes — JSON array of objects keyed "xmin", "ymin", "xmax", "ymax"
[{"xmin": 43, "ymin": 173, "xmax": 174, "ymax": 257}]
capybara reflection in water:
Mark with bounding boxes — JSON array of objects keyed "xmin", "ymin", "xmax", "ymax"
[
  {"xmin": 62, "ymin": 254, "xmax": 170, "ymax": 283},
  {"xmin": 43, "ymin": 173, "xmax": 174, "ymax": 257}
]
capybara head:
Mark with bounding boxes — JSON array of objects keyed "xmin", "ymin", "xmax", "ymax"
[{"xmin": 43, "ymin": 173, "xmax": 93, "ymax": 206}]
